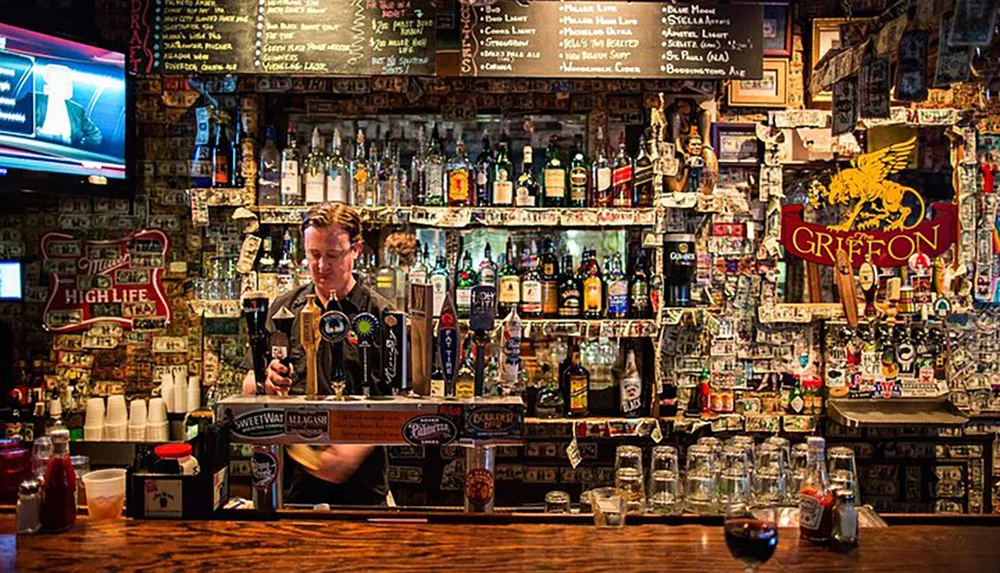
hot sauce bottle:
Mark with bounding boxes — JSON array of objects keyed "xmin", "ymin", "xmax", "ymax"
[
  {"xmin": 799, "ymin": 436, "xmax": 833, "ymax": 542},
  {"xmin": 39, "ymin": 428, "xmax": 76, "ymax": 532}
]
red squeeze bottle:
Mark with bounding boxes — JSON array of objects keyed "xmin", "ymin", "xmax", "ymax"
[
  {"xmin": 40, "ymin": 428, "xmax": 77, "ymax": 533},
  {"xmin": 799, "ymin": 436, "xmax": 833, "ymax": 542}
]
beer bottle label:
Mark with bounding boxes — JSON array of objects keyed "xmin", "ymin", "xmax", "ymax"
[
  {"xmin": 515, "ymin": 185, "xmax": 534, "ymax": 207},
  {"xmin": 456, "ymin": 286, "xmax": 472, "ymax": 313},
  {"xmin": 499, "ymin": 275, "xmax": 520, "ymax": 303},
  {"xmin": 570, "ymin": 167, "xmax": 588, "ymax": 202},
  {"xmin": 326, "ymin": 171, "xmax": 347, "ymax": 203},
  {"xmin": 521, "ymin": 279, "xmax": 542, "ymax": 313},
  {"xmin": 305, "ymin": 173, "xmax": 325, "ymax": 203},
  {"xmin": 431, "ymin": 276, "xmax": 447, "ymax": 316},
  {"xmin": 583, "ymin": 277, "xmax": 602, "ymax": 311},
  {"xmin": 493, "ymin": 180, "xmax": 513, "ymax": 205},
  {"xmin": 559, "ymin": 287, "xmax": 581, "ymax": 316},
  {"xmin": 569, "ymin": 375, "xmax": 588, "ymax": 411},
  {"xmin": 480, "ymin": 267, "xmax": 496, "ymax": 286},
  {"xmin": 608, "ymin": 280, "xmax": 628, "ymax": 315},
  {"xmin": 543, "ymin": 168, "xmax": 565, "ymax": 198},
  {"xmin": 280, "ymin": 161, "xmax": 300, "ymax": 198},
  {"xmin": 596, "ymin": 167, "xmax": 612, "ymax": 193},
  {"xmin": 425, "ymin": 165, "xmax": 444, "ymax": 203},
  {"xmin": 449, "ymin": 170, "xmax": 471, "ymax": 201},
  {"xmin": 541, "ymin": 281, "xmax": 559, "ymax": 314}
]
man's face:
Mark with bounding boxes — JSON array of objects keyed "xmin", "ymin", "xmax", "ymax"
[
  {"xmin": 43, "ymin": 66, "xmax": 73, "ymax": 101},
  {"xmin": 304, "ymin": 225, "xmax": 360, "ymax": 299}
]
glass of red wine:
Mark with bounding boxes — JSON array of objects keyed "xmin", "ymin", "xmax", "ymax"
[{"xmin": 724, "ymin": 502, "xmax": 778, "ymax": 572}]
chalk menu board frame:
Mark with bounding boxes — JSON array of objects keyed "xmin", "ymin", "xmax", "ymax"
[
  {"xmin": 459, "ymin": 0, "xmax": 763, "ymax": 80},
  {"xmin": 129, "ymin": 0, "xmax": 436, "ymax": 76}
]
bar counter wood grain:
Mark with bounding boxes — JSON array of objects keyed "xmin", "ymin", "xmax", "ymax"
[{"xmin": 2, "ymin": 516, "xmax": 1000, "ymax": 572}]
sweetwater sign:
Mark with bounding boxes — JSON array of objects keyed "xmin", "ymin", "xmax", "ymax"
[
  {"xmin": 782, "ymin": 138, "xmax": 956, "ymax": 268},
  {"xmin": 41, "ymin": 230, "xmax": 171, "ymax": 332}
]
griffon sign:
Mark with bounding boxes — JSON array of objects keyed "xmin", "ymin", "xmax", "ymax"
[{"xmin": 780, "ymin": 138, "xmax": 956, "ymax": 268}]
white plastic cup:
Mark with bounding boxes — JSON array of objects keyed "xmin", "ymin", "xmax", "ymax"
[
  {"xmin": 145, "ymin": 422, "xmax": 169, "ymax": 442},
  {"xmin": 104, "ymin": 423, "xmax": 127, "ymax": 442},
  {"xmin": 161, "ymin": 383, "xmax": 175, "ymax": 414},
  {"xmin": 148, "ymin": 398, "xmax": 167, "ymax": 424},
  {"xmin": 82, "ymin": 469, "xmax": 127, "ymax": 521},
  {"xmin": 106, "ymin": 395, "xmax": 127, "ymax": 425},
  {"xmin": 186, "ymin": 377, "xmax": 201, "ymax": 413},
  {"xmin": 128, "ymin": 424, "xmax": 146, "ymax": 442},
  {"xmin": 129, "ymin": 400, "xmax": 147, "ymax": 427},
  {"xmin": 85, "ymin": 398, "xmax": 105, "ymax": 428},
  {"xmin": 174, "ymin": 378, "xmax": 186, "ymax": 414},
  {"xmin": 84, "ymin": 426, "xmax": 103, "ymax": 441}
]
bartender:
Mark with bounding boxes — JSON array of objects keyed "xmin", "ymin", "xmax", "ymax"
[{"xmin": 241, "ymin": 202, "xmax": 393, "ymax": 506}]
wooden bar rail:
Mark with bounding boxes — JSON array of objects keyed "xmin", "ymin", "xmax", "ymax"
[{"xmin": 2, "ymin": 516, "xmax": 1000, "ymax": 572}]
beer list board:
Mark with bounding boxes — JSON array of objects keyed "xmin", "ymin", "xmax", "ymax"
[
  {"xmin": 459, "ymin": 1, "xmax": 763, "ymax": 79},
  {"xmin": 130, "ymin": 0, "xmax": 435, "ymax": 75}
]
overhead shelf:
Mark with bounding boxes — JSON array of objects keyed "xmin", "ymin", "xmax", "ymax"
[{"xmin": 827, "ymin": 398, "xmax": 969, "ymax": 428}]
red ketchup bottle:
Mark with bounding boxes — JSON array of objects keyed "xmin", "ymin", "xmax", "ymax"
[
  {"xmin": 799, "ymin": 436, "xmax": 833, "ymax": 542},
  {"xmin": 39, "ymin": 428, "xmax": 77, "ymax": 532}
]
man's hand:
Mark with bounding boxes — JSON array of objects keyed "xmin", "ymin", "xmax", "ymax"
[
  {"xmin": 306, "ymin": 445, "xmax": 374, "ymax": 485},
  {"xmin": 241, "ymin": 359, "xmax": 293, "ymax": 396}
]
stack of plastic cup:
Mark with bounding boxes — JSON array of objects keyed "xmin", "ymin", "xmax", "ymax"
[
  {"xmin": 146, "ymin": 398, "xmax": 168, "ymax": 442},
  {"xmin": 128, "ymin": 399, "xmax": 147, "ymax": 442},
  {"xmin": 84, "ymin": 398, "xmax": 105, "ymax": 441},
  {"xmin": 105, "ymin": 395, "xmax": 128, "ymax": 441}
]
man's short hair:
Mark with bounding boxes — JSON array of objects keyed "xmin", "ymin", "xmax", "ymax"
[{"xmin": 302, "ymin": 202, "xmax": 362, "ymax": 243}]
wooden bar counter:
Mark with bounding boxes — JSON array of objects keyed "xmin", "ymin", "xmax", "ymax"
[{"xmin": 2, "ymin": 514, "xmax": 1000, "ymax": 572}]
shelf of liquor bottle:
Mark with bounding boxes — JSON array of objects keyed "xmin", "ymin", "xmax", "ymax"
[
  {"xmin": 439, "ymin": 318, "xmax": 657, "ymax": 338},
  {"xmin": 189, "ymin": 187, "xmax": 254, "ymax": 207},
  {"xmin": 188, "ymin": 299, "xmax": 242, "ymax": 318},
  {"xmin": 524, "ymin": 416, "xmax": 664, "ymax": 439},
  {"xmin": 251, "ymin": 205, "xmax": 657, "ymax": 229}
]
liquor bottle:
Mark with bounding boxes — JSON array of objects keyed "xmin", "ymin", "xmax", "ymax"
[
  {"xmin": 277, "ymin": 230, "xmax": 298, "ymax": 294},
  {"xmin": 411, "ymin": 126, "xmax": 427, "ymax": 207},
  {"xmin": 356, "ymin": 249, "xmax": 375, "ymax": 288},
  {"xmin": 455, "ymin": 250, "xmax": 479, "ymax": 319},
  {"xmin": 259, "ymin": 235, "xmax": 277, "ymax": 274},
  {"xmin": 535, "ymin": 364, "xmax": 565, "ymax": 418},
  {"xmin": 424, "ymin": 125, "xmax": 446, "ymax": 206},
  {"xmin": 592, "ymin": 127, "xmax": 613, "ymax": 208},
  {"xmin": 229, "ymin": 108, "xmax": 244, "ymax": 187},
  {"xmin": 569, "ymin": 133, "xmax": 589, "ymax": 208},
  {"xmin": 430, "ymin": 251, "xmax": 449, "ymax": 318},
  {"xmin": 479, "ymin": 243, "xmax": 497, "ymax": 287},
  {"xmin": 799, "ymin": 436, "xmax": 834, "ymax": 542},
  {"xmin": 280, "ymin": 124, "xmax": 302, "ymax": 206},
  {"xmin": 788, "ymin": 376, "xmax": 806, "ymax": 415},
  {"xmin": 540, "ymin": 239, "xmax": 559, "ymax": 318},
  {"xmin": 475, "ymin": 129, "xmax": 494, "ymax": 207},
  {"xmin": 606, "ymin": 253, "xmax": 629, "ymax": 319},
  {"xmin": 364, "ymin": 131, "xmax": 381, "ymax": 208},
  {"xmin": 351, "ymin": 129, "xmax": 371, "ymax": 207},
  {"xmin": 562, "ymin": 343, "xmax": 590, "ymax": 417},
  {"xmin": 498, "ymin": 237, "xmax": 521, "ymax": 317},
  {"xmin": 633, "ymin": 130, "xmax": 654, "ymax": 208},
  {"xmin": 620, "ymin": 348, "xmax": 642, "ymax": 418},
  {"xmin": 582, "ymin": 249, "xmax": 604, "ymax": 319},
  {"xmin": 375, "ymin": 248, "xmax": 399, "ymax": 307},
  {"xmin": 491, "ymin": 130, "xmax": 514, "ymax": 207},
  {"xmin": 558, "ymin": 253, "xmax": 581, "ymax": 318},
  {"xmin": 326, "ymin": 128, "xmax": 348, "ymax": 204},
  {"xmin": 520, "ymin": 241, "xmax": 543, "ymax": 318},
  {"xmin": 430, "ymin": 345, "xmax": 445, "ymax": 397},
  {"xmin": 514, "ymin": 144, "xmax": 538, "ymax": 207},
  {"xmin": 258, "ymin": 125, "xmax": 281, "ymax": 205},
  {"xmin": 409, "ymin": 242, "xmax": 429, "ymax": 285},
  {"xmin": 377, "ymin": 130, "xmax": 397, "ymax": 206},
  {"xmin": 304, "ymin": 127, "xmax": 327, "ymax": 204},
  {"xmin": 211, "ymin": 121, "xmax": 230, "ymax": 188},
  {"xmin": 447, "ymin": 137, "xmax": 474, "ymax": 207},
  {"xmin": 612, "ymin": 133, "xmax": 633, "ymax": 208},
  {"xmin": 542, "ymin": 134, "xmax": 567, "ymax": 207},
  {"xmin": 455, "ymin": 338, "xmax": 476, "ymax": 399},
  {"xmin": 630, "ymin": 248, "xmax": 651, "ymax": 319}
]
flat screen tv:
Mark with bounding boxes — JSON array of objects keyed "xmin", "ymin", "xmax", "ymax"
[{"xmin": 0, "ymin": 22, "xmax": 130, "ymax": 197}]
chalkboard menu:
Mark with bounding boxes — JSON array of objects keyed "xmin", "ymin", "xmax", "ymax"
[
  {"xmin": 130, "ymin": 0, "xmax": 435, "ymax": 75},
  {"xmin": 459, "ymin": 0, "xmax": 762, "ymax": 79}
]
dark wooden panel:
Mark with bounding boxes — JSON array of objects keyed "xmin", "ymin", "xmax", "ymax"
[{"xmin": 3, "ymin": 516, "xmax": 1000, "ymax": 572}]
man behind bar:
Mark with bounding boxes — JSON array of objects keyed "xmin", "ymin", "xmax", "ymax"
[{"xmin": 241, "ymin": 203, "xmax": 392, "ymax": 506}]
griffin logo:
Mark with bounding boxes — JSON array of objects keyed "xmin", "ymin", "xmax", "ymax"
[{"xmin": 807, "ymin": 137, "xmax": 925, "ymax": 232}]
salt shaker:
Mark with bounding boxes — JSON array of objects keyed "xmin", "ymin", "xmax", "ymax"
[
  {"xmin": 833, "ymin": 489, "xmax": 858, "ymax": 548},
  {"xmin": 16, "ymin": 479, "xmax": 42, "ymax": 534}
]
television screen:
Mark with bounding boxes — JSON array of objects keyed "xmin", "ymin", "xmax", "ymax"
[
  {"xmin": 0, "ymin": 23, "xmax": 126, "ymax": 183},
  {"xmin": 0, "ymin": 261, "xmax": 22, "ymax": 300}
]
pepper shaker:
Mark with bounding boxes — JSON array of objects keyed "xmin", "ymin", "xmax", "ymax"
[{"xmin": 16, "ymin": 479, "xmax": 42, "ymax": 535}]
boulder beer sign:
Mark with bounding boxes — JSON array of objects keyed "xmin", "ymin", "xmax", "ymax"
[
  {"xmin": 41, "ymin": 230, "xmax": 171, "ymax": 332},
  {"xmin": 782, "ymin": 138, "xmax": 956, "ymax": 268}
]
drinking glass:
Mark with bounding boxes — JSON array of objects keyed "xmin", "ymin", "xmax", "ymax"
[
  {"xmin": 828, "ymin": 446, "xmax": 859, "ymax": 501},
  {"xmin": 724, "ymin": 501, "xmax": 779, "ymax": 573},
  {"xmin": 31, "ymin": 437, "xmax": 53, "ymax": 480},
  {"xmin": 719, "ymin": 445, "xmax": 751, "ymax": 508},
  {"xmin": 684, "ymin": 444, "xmax": 716, "ymax": 514},
  {"xmin": 592, "ymin": 487, "xmax": 627, "ymax": 527},
  {"xmin": 729, "ymin": 435, "xmax": 756, "ymax": 471},
  {"xmin": 697, "ymin": 436, "xmax": 724, "ymax": 502},
  {"xmin": 789, "ymin": 443, "xmax": 809, "ymax": 497},
  {"xmin": 648, "ymin": 445, "xmax": 681, "ymax": 514},
  {"xmin": 615, "ymin": 445, "xmax": 645, "ymax": 513},
  {"xmin": 763, "ymin": 436, "xmax": 792, "ymax": 503},
  {"xmin": 754, "ymin": 443, "xmax": 787, "ymax": 506}
]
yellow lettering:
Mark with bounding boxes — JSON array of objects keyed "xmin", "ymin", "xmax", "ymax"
[
  {"xmin": 888, "ymin": 234, "xmax": 915, "ymax": 261},
  {"xmin": 814, "ymin": 232, "xmax": 835, "ymax": 262},
  {"xmin": 914, "ymin": 226, "xmax": 939, "ymax": 254},
  {"xmin": 867, "ymin": 238, "xmax": 886, "ymax": 261},
  {"xmin": 792, "ymin": 227, "xmax": 814, "ymax": 255}
]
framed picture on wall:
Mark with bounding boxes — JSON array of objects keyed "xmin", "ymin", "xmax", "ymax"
[
  {"xmin": 727, "ymin": 58, "xmax": 789, "ymax": 107},
  {"xmin": 762, "ymin": 2, "xmax": 793, "ymax": 56},
  {"xmin": 711, "ymin": 123, "xmax": 760, "ymax": 165},
  {"xmin": 811, "ymin": 18, "xmax": 847, "ymax": 103}
]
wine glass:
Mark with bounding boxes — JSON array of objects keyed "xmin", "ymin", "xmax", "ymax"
[{"xmin": 724, "ymin": 501, "xmax": 779, "ymax": 573}]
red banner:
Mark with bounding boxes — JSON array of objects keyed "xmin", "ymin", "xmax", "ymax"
[
  {"xmin": 41, "ymin": 229, "xmax": 171, "ymax": 332},
  {"xmin": 780, "ymin": 204, "xmax": 956, "ymax": 268}
]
